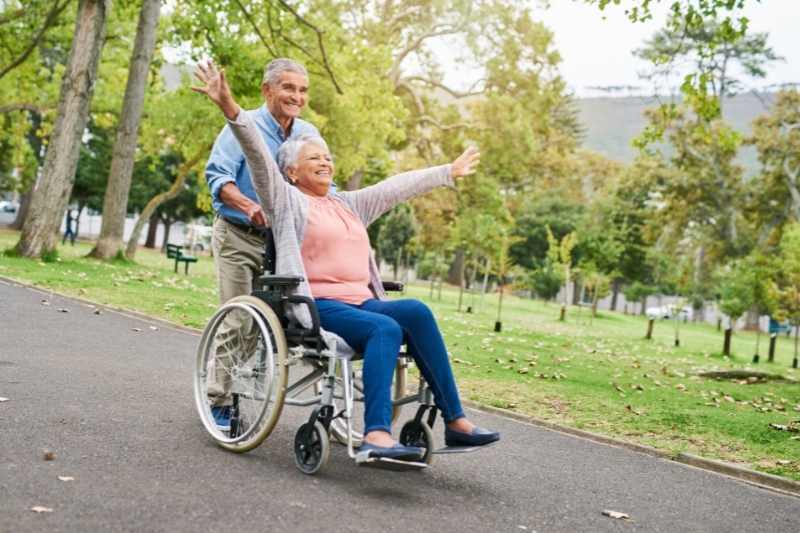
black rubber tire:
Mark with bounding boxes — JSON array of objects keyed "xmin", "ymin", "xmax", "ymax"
[{"xmin": 399, "ymin": 419, "xmax": 434, "ymax": 465}]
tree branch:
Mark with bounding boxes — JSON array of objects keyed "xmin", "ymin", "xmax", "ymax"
[
  {"xmin": 233, "ymin": 0, "xmax": 278, "ymax": 58},
  {"xmin": 0, "ymin": 0, "xmax": 72, "ymax": 81},
  {"xmin": 390, "ymin": 24, "xmax": 464, "ymax": 82},
  {"xmin": 404, "ymin": 75, "xmax": 484, "ymax": 98},
  {"xmin": 417, "ymin": 116, "xmax": 471, "ymax": 131},
  {"xmin": 274, "ymin": 0, "xmax": 343, "ymax": 94},
  {"xmin": 0, "ymin": 103, "xmax": 45, "ymax": 114}
]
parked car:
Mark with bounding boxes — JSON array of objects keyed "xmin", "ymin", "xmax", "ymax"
[
  {"xmin": 646, "ymin": 305, "xmax": 693, "ymax": 320},
  {"xmin": 0, "ymin": 200, "xmax": 18, "ymax": 213}
]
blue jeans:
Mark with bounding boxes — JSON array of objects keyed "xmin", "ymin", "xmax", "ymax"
[{"xmin": 315, "ymin": 298, "xmax": 465, "ymax": 434}]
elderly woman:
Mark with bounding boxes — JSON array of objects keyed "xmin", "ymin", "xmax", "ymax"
[{"xmin": 194, "ymin": 61, "xmax": 499, "ymax": 461}]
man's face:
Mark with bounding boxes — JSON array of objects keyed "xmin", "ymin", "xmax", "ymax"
[{"xmin": 261, "ymin": 71, "xmax": 309, "ymax": 123}]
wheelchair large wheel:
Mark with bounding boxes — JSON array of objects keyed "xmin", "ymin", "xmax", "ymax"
[
  {"xmin": 294, "ymin": 421, "xmax": 330, "ymax": 475},
  {"xmin": 194, "ymin": 295, "xmax": 288, "ymax": 453},
  {"xmin": 327, "ymin": 358, "xmax": 408, "ymax": 447}
]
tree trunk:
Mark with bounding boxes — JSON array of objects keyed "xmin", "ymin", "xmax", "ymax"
[
  {"xmin": 90, "ymin": 0, "xmax": 161, "ymax": 259},
  {"xmin": 645, "ymin": 318, "xmax": 654, "ymax": 340},
  {"xmin": 456, "ymin": 254, "xmax": 466, "ymax": 312},
  {"xmin": 610, "ymin": 279, "xmax": 620, "ymax": 311},
  {"xmin": 345, "ymin": 169, "xmax": 364, "ymax": 191},
  {"xmin": 572, "ymin": 279, "xmax": 581, "ymax": 305},
  {"xmin": 447, "ymin": 248, "xmax": 465, "ymax": 286},
  {"xmin": 145, "ymin": 212, "xmax": 159, "ymax": 248},
  {"xmin": 14, "ymin": 0, "xmax": 109, "ymax": 258},
  {"xmin": 723, "ymin": 327, "xmax": 733, "ymax": 356},
  {"xmin": 124, "ymin": 143, "xmax": 211, "ymax": 259},
  {"xmin": 161, "ymin": 218, "xmax": 172, "ymax": 251},
  {"xmin": 11, "ymin": 190, "xmax": 33, "ymax": 230}
]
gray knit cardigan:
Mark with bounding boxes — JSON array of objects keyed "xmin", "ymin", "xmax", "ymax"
[{"xmin": 226, "ymin": 112, "xmax": 454, "ymax": 330}]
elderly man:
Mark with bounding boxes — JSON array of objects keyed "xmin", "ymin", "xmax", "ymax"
[{"xmin": 205, "ymin": 58, "xmax": 319, "ymax": 428}]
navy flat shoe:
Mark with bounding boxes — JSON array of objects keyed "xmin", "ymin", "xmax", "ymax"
[
  {"xmin": 444, "ymin": 426, "xmax": 500, "ymax": 447},
  {"xmin": 359, "ymin": 442, "xmax": 424, "ymax": 461}
]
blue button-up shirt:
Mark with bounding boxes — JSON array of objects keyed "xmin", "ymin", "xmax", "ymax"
[{"xmin": 205, "ymin": 104, "xmax": 320, "ymax": 226}]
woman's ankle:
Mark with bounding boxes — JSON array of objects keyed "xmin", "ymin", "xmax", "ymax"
[
  {"xmin": 446, "ymin": 417, "xmax": 476, "ymax": 433},
  {"xmin": 364, "ymin": 430, "xmax": 396, "ymax": 447}
]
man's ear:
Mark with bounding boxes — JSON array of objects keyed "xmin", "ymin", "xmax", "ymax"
[{"xmin": 261, "ymin": 83, "xmax": 270, "ymax": 101}]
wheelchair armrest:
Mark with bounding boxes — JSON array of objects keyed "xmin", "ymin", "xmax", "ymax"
[
  {"xmin": 285, "ymin": 294, "xmax": 321, "ymax": 338},
  {"xmin": 382, "ymin": 281, "xmax": 404, "ymax": 292},
  {"xmin": 256, "ymin": 274, "xmax": 304, "ymax": 288}
]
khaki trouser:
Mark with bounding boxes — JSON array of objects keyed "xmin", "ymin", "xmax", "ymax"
[{"xmin": 207, "ymin": 216, "xmax": 266, "ymax": 407}]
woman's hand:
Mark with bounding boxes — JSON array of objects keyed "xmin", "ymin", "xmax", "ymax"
[
  {"xmin": 451, "ymin": 146, "xmax": 480, "ymax": 179},
  {"xmin": 192, "ymin": 60, "xmax": 240, "ymax": 120}
]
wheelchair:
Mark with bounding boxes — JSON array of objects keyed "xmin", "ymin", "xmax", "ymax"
[{"xmin": 194, "ymin": 231, "xmax": 486, "ymax": 474}]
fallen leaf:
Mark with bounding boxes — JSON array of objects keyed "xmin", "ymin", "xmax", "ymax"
[
  {"xmin": 131, "ymin": 327, "xmax": 142, "ymax": 332},
  {"xmin": 625, "ymin": 405, "xmax": 644, "ymax": 416},
  {"xmin": 43, "ymin": 450, "xmax": 56, "ymax": 461},
  {"xmin": 41, "ymin": 300, "xmax": 51, "ymax": 306},
  {"xmin": 57, "ymin": 476, "xmax": 74, "ymax": 482},
  {"xmin": 31, "ymin": 506, "xmax": 53, "ymax": 513},
  {"xmin": 0, "ymin": 397, "xmax": 9, "ymax": 402},
  {"xmin": 517, "ymin": 367, "xmax": 529, "ymax": 374},
  {"xmin": 602, "ymin": 510, "xmax": 631, "ymax": 520},
  {"xmin": 777, "ymin": 460, "xmax": 792, "ymax": 466},
  {"xmin": 56, "ymin": 308, "xmax": 69, "ymax": 313},
  {"xmin": 675, "ymin": 383, "xmax": 687, "ymax": 391},
  {"xmin": 149, "ymin": 326, "xmax": 159, "ymax": 331}
]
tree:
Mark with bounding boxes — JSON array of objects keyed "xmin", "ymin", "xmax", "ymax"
[
  {"xmin": 634, "ymin": 18, "xmax": 781, "ymax": 114},
  {"xmin": 375, "ymin": 204, "xmax": 418, "ymax": 280},
  {"xmin": 748, "ymin": 90, "xmax": 800, "ymax": 245},
  {"xmin": 770, "ymin": 223, "xmax": 800, "ymax": 368},
  {"xmin": 14, "ymin": 0, "xmax": 110, "ymax": 258},
  {"xmin": 90, "ymin": 0, "xmax": 162, "ymax": 259},
  {"xmin": 624, "ymin": 281, "xmax": 655, "ymax": 316},
  {"xmin": 547, "ymin": 226, "xmax": 577, "ymax": 321},
  {"xmin": 586, "ymin": 0, "xmax": 768, "ymax": 119},
  {"xmin": 526, "ymin": 259, "xmax": 563, "ymax": 302},
  {"xmin": 718, "ymin": 260, "xmax": 756, "ymax": 356}
]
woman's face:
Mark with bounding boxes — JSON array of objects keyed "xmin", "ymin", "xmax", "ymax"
[{"xmin": 288, "ymin": 142, "xmax": 335, "ymax": 197}]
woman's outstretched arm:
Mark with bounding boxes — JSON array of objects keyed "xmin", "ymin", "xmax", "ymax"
[
  {"xmin": 193, "ymin": 60, "xmax": 288, "ymax": 215},
  {"xmin": 344, "ymin": 147, "xmax": 480, "ymax": 226}
]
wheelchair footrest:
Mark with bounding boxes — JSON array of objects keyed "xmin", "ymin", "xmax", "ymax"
[
  {"xmin": 355, "ymin": 451, "xmax": 428, "ymax": 471},
  {"xmin": 433, "ymin": 441, "xmax": 498, "ymax": 454}
]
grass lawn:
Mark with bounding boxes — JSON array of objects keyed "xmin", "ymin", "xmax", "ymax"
[{"xmin": 2, "ymin": 228, "xmax": 799, "ymax": 480}]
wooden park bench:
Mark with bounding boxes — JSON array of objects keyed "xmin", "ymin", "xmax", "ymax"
[{"xmin": 166, "ymin": 243, "xmax": 198, "ymax": 274}]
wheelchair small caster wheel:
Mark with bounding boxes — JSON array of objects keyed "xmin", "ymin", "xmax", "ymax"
[
  {"xmin": 399, "ymin": 420, "xmax": 434, "ymax": 464},
  {"xmin": 294, "ymin": 421, "xmax": 330, "ymax": 475}
]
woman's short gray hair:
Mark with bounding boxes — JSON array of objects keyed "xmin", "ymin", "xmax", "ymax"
[
  {"xmin": 277, "ymin": 134, "xmax": 330, "ymax": 175},
  {"xmin": 262, "ymin": 58, "xmax": 308, "ymax": 86}
]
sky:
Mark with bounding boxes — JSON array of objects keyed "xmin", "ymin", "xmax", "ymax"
[{"xmin": 435, "ymin": 1, "xmax": 800, "ymax": 98}]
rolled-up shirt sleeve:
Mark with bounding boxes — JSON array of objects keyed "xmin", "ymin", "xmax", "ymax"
[{"xmin": 205, "ymin": 124, "xmax": 244, "ymax": 204}]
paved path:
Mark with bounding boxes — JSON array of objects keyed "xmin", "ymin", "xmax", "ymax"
[{"xmin": 1, "ymin": 279, "xmax": 799, "ymax": 533}]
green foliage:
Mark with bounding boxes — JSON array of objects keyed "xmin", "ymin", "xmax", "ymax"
[
  {"xmin": 718, "ymin": 260, "xmax": 757, "ymax": 323},
  {"xmin": 525, "ymin": 259, "xmax": 563, "ymax": 301},
  {"xmin": 624, "ymin": 281, "xmax": 656, "ymax": 309},
  {"xmin": 771, "ymin": 223, "xmax": 800, "ymax": 326},
  {"xmin": 375, "ymin": 204, "xmax": 417, "ymax": 274},
  {"xmin": 748, "ymin": 90, "xmax": 800, "ymax": 242},
  {"xmin": 511, "ymin": 195, "xmax": 585, "ymax": 270}
]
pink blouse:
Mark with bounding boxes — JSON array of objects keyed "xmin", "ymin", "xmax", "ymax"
[{"xmin": 300, "ymin": 196, "xmax": 374, "ymax": 305}]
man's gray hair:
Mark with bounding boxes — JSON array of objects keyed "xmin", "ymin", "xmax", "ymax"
[
  {"xmin": 277, "ymin": 134, "xmax": 330, "ymax": 175},
  {"xmin": 262, "ymin": 58, "xmax": 308, "ymax": 86}
]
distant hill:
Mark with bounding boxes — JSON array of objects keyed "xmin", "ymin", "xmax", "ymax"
[{"xmin": 575, "ymin": 92, "xmax": 778, "ymax": 175}]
